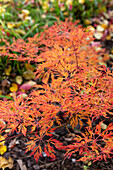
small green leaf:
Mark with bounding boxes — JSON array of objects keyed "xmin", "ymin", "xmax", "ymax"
[{"xmin": 0, "ymin": 95, "xmax": 13, "ymax": 100}]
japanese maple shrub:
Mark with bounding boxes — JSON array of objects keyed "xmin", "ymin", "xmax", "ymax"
[{"xmin": 0, "ymin": 19, "xmax": 113, "ymax": 163}]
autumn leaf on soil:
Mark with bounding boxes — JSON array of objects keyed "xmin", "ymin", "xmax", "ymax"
[
  {"xmin": 94, "ymin": 32, "xmax": 103, "ymax": 40},
  {"xmin": 84, "ymin": 19, "xmax": 92, "ymax": 25},
  {"xmin": 27, "ymin": 80, "xmax": 36, "ymax": 86},
  {"xmin": 7, "ymin": 22, "xmax": 15, "ymax": 29},
  {"xmin": 0, "ymin": 146, "xmax": 7, "ymax": 155},
  {"xmin": 17, "ymin": 159, "xmax": 27, "ymax": 170},
  {"xmin": 25, "ymin": 63, "xmax": 35, "ymax": 71},
  {"xmin": 21, "ymin": 9, "xmax": 30, "ymax": 16},
  {"xmin": 16, "ymin": 76, "xmax": 23, "ymax": 85},
  {"xmin": 0, "ymin": 156, "xmax": 13, "ymax": 170},
  {"xmin": 78, "ymin": 0, "xmax": 85, "ymax": 4},
  {"xmin": 5, "ymin": 65, "xmax": 11, "ymax": 76},
  {"xmin": 23, "ymin": 70, "xmax": 35, "ymax": 80},
  {"xmin": 0, "ymin": 136, "xmax": 7, "ymax": 155},
  {"xmin": 9, "ymin": 83, "xmax": 18, "ymax": 92},
  {"xmin": 0, "ymin": 136, "xmax": 6, "ymax": 146},
  {"xmin": 19, "ymin": 83, "xmax": 31, "ymax": 91},
  {"xmin": 15, "ymin": 29, "xmax": 26, "ymax": 35},
  {"xmin": 1, "ymin": 79, "xmax": 10, "ymax": 95}
]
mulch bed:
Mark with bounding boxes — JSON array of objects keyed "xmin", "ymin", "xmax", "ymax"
[{"xmin": 3, "ymin": 126, "xmax": 113, "ymax": 170}]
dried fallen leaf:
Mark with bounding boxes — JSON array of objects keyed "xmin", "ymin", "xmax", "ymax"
[
  {"xmin": 0, "ymin": 136, "xmax": 7, "ymax": 155},
  {"xmin": 15, "ymin": 29, "xmax": 26, "ymax": 35},
  {"xmin": 17, "ymin": 159, "xmax": 27, "ymax": 170},
  {"xmin": 0, "ymin": 145, "xmax": 7, "ymax": 155},
  {"xmin": 25, "ymin": 63, "xmax": 35, "ymax": 71},
  {"xmin": 9, "ymin": 83, "xmax": 18, "ymax": 92},
  {"xmin": 94, "ymin": 32, "xmax": 103, "ymax": 40},
  {"xmin": 78, "ymin": 0, "xmax": 85, "ymax": 4},
  {"xmin": 19, "ymin": 83, "xmax": 31, "ymax": 91},
  {"xmin": 14, "ymin": 22, "xmax": 22, "ymax": 28},
  {"xmin": 101, "ymin": 24, "xmax": 108, "ymax": 29},
  {"xmin": 96, "ymin": 25, "xmax": 105, "ymax": 32},
  {"xmin": 1, "ymin": 79, "xmax": 10, "ymax": 94},
  {"xmin": 5, "ymin": 65, "xmax": 11, "ymax": 76},
  {"xmin": 111, "ymin": 49, "xmax": 113, "ymax": 54},
  {"xmin": 23, "ymin": 70, "xmax": 35, "ymax": 80},
  {"xmin": 27, "ymin": 80, "xmax": 36, "ymax": 86},
  {"xmin": 0, "ymin": 156, "xmax": 13, "ymax": 170},
  {"xmin": 7, "ymin": 22, "xmax": 15, "ymax": 29},
  {"xmin": 21, "ymin": 9, "xmax": 30, "ymax": 16},
  {"xmin": 106, "ymin": 34, "xmax": 111, "ymax": 40},
  {"xmin": 0, "ymin": 136, "xmax": 5, "ymax": 146},
  {"xmin": 84, "ymin": 19, "xmax": 92, "ymax": 25},
  {"xmin": 16, "ymin": 76, "xmax": 23, "ymax": 85}
]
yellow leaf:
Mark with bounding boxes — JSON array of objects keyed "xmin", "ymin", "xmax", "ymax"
[
  {"xmin": 21, "ymin": 9, "xmax": 30, "ymax": 16},
  {"xmin": 7, "ymin": 23, "xmax": 15, "ymax": 29},
  {"xmin": 78, "ymin": 0, "xmax": 85, "ymax": 4},
  {"xmin": 14, "ymin": 22, "xmax": 22, "ymax": 28},
  {"xmin": 9, "ymin": 83, "xmax": 18, "ymax": 92},
  {"xmin": 0, "ymin": 136, "xmax": 5, "ymax": 146},
  {"xmin": 106, "ymin": 34, "xmax": 111, "ymax": 40},
  {"xmin": 27, "ymin": 80, "xmax": 36, "ymax": 86},
  {"xmin": 16, "ymin": 76, "xmax": 23, "ymax": 85},
  {"xmin": 0, "ymin": 156, "xmax": 13, "ymax": 170},
  {"xmin": 25, "ymin": 63, "xmax": 35, "ymax": 71},
  {"xmin": 111, "ymin": 49, "xmax": 113, "ymax": 54},
  {"xmin": 5, "ymin": 65, "xmax": 11, "ymax": 76},
  {"xmin": 0, "ymin": 145, "xmax": 7, "ymax": 155},
  {"xmin": 60, "ymin": 6, "xmax": 66, "ymax": 11},
  {"xmin": 101, "ymin": 24, "xmax": 108, "ymax": 29},
  {"xmin": 15, "ymin": 29, "xmax": 26, "ymax": 35},
  {"xmin": 23, "ymin": 70, "xmax": 35, "ymax": 80},
  {"xmin": 99, "ymin": 6, "xmax": 107, "ymax": 13},
  {"xmin": 84, "ymin": 19, "xmax": 91, "ymax": 25},
  {"xmin": 63, "ymin": 11, "xmax": 69, "ymax": 16},
  {"xmin": 66, "ymin": 0, "xmax": 73, "ymax": 6}
]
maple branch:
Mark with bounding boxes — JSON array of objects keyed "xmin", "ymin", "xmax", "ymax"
[
  {"xmin": 48, "ymin": 113, "xmax": 76, "ymax": 132},
  {"xmin": 0, "ymin": 114, "xmax": 76, "ymax": 143},
  {"xmin": 0, "ymin": 132, "xmax": 36, "ymax": 143},
  {"xmin": 72, "ymin": 42, "xmax": 78, "ymax": 68}
]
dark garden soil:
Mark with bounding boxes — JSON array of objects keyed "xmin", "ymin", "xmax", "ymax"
[{"xmin": 3, "ymin": 126, "xmax": 113, "ymax": 170}]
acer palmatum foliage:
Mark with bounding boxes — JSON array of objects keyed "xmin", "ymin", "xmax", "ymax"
[{"xmin": 0, "ymin": 19, "xmax": 113, "ymax": 162}]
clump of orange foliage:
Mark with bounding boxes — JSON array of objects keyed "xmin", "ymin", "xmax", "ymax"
[{"xmin": 0, "ymin": 19, "xmax": 113, "ymax": 163}]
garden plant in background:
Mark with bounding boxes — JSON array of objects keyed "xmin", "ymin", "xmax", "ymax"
[
  {"xmin": 0, "ymin": 0, "xmax": 109, "ymax": 42},
  {"xmin": 0, "ymin": 19, "xmax": 113, "ymax": 166}
]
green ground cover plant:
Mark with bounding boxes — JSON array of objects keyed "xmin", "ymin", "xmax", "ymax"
[
  {"xmin": 0, "ymin": 0, "xmax": 109, "ymax": 42},
  {"xmin": 0, "ymin": 19, "xmax": 113, "ymax": 165}
]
